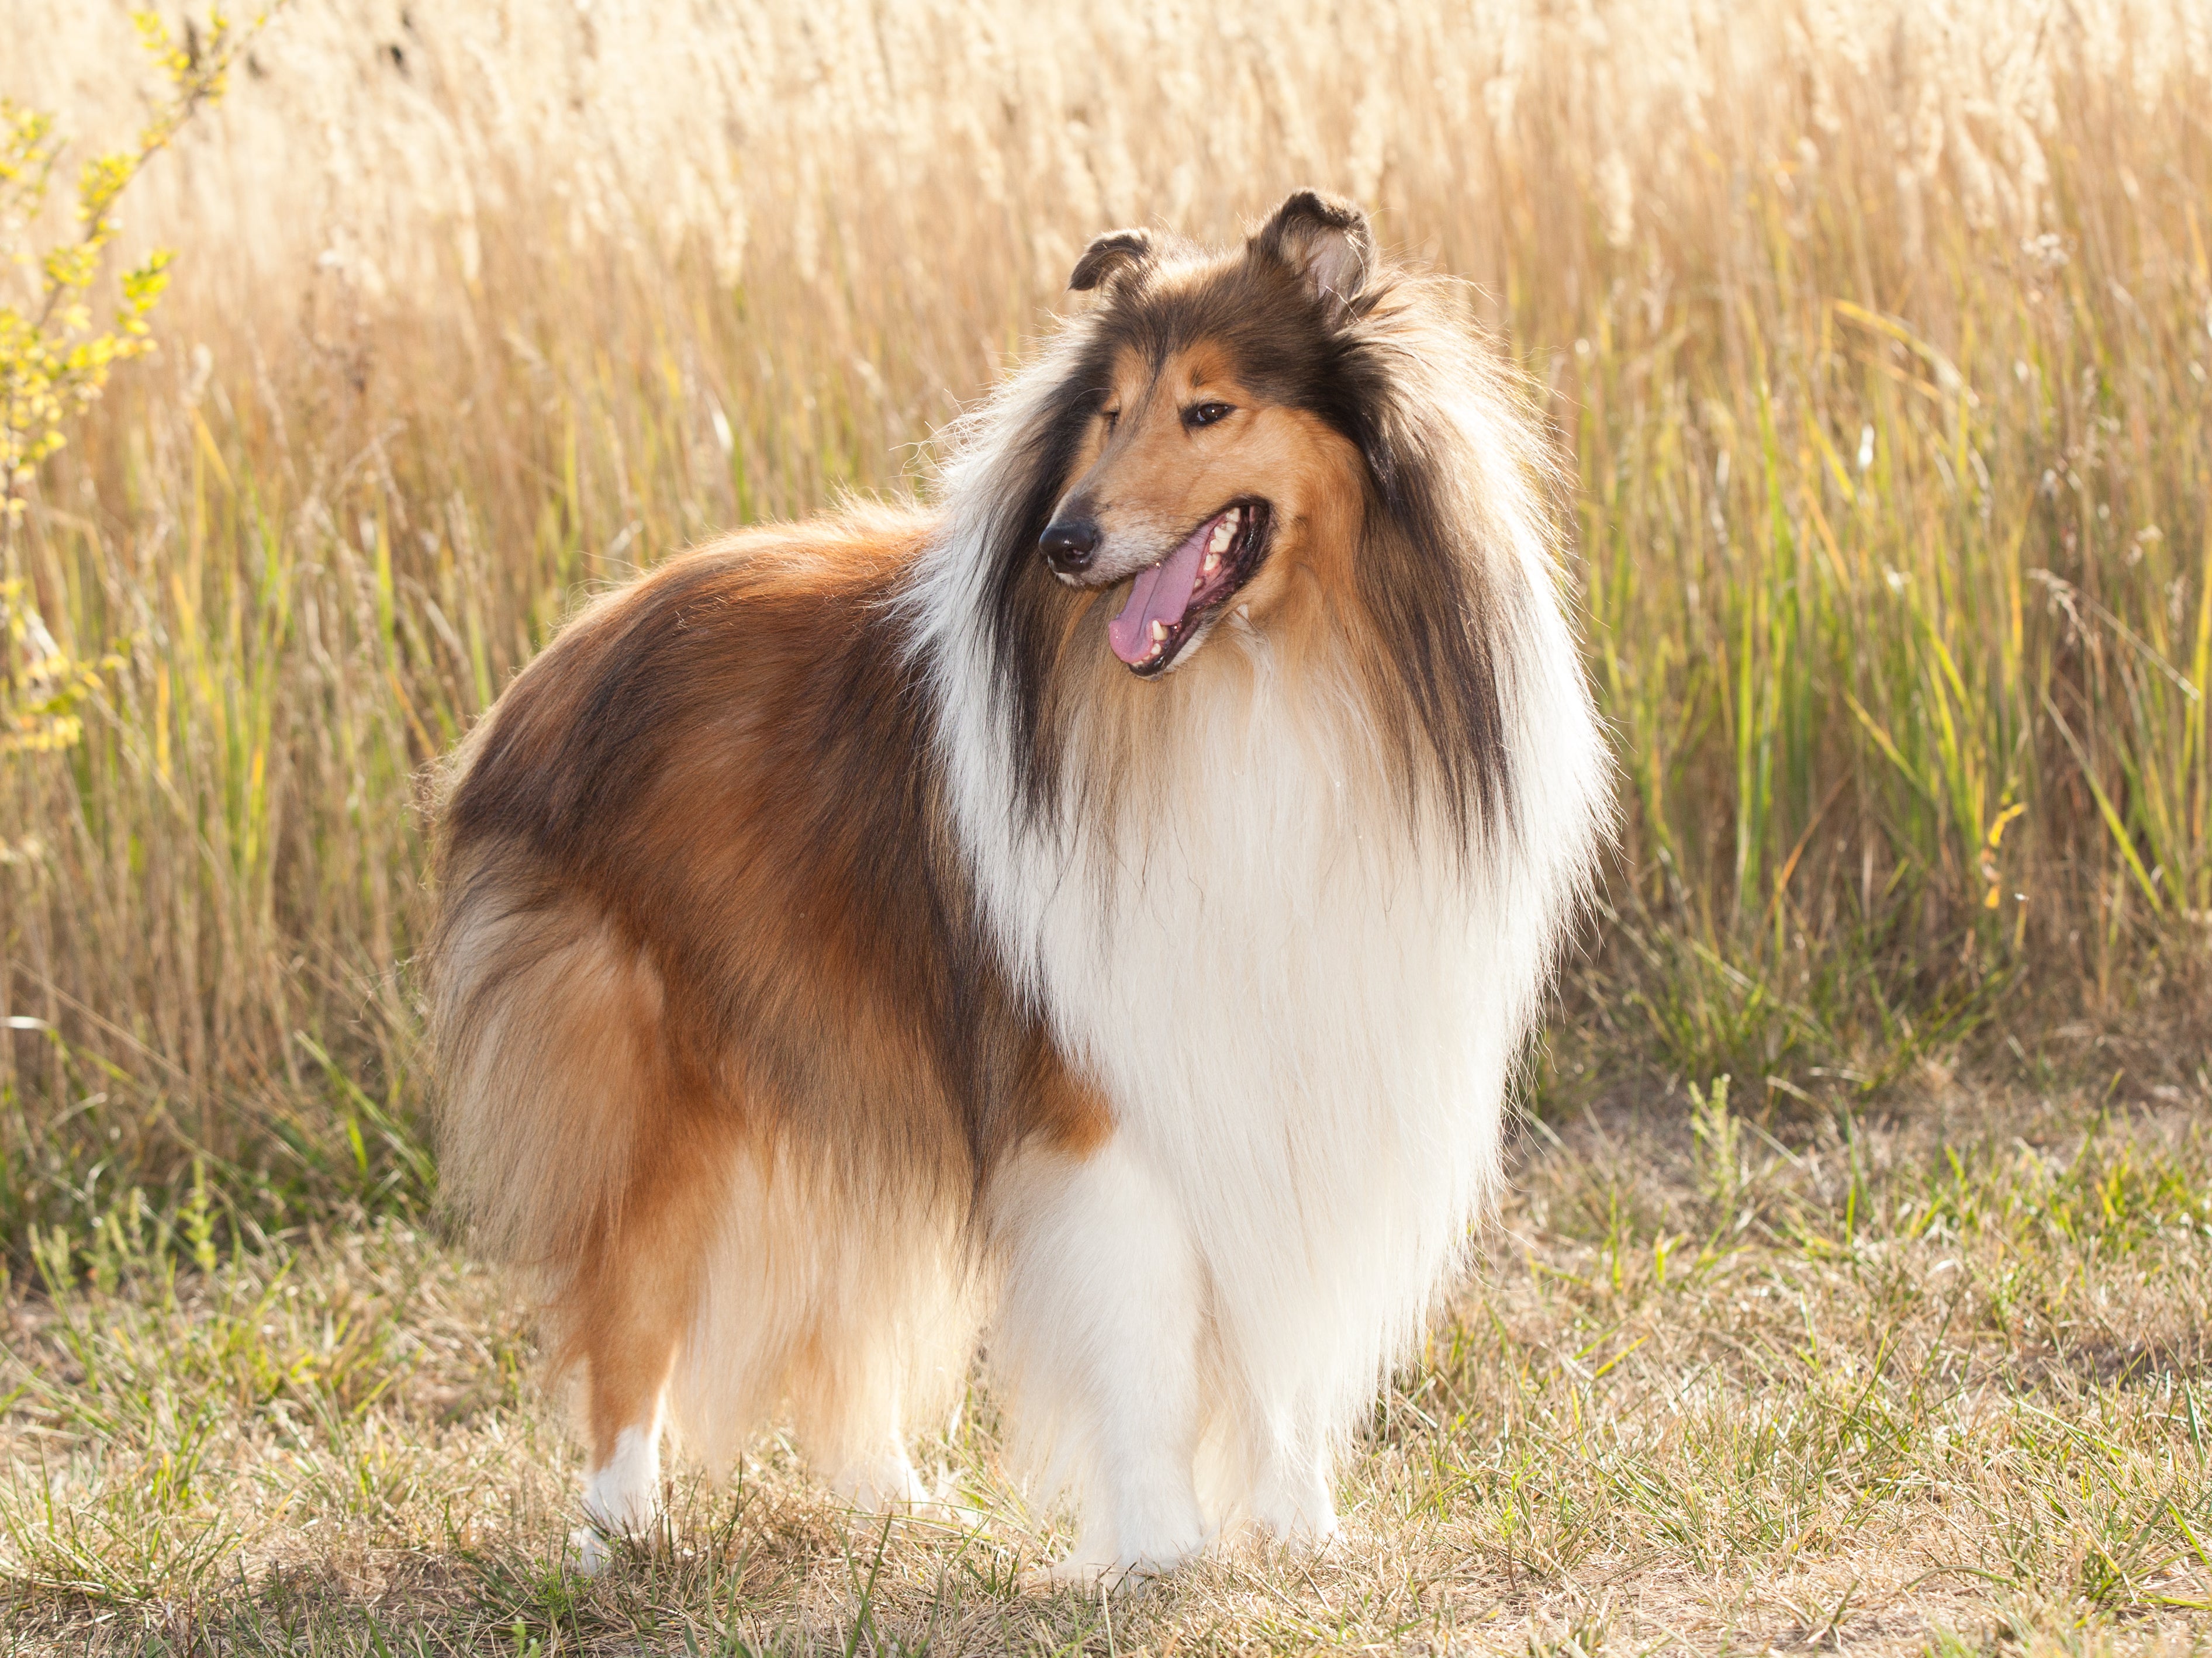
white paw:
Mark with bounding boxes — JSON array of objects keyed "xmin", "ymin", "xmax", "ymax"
[
  {"xmin": 582, "ymin": 1425, "xmax": 662, "ymax": 1536},
  {"xmin": 904, "ymin": 1475, "xmax": 987, "ymax": 1528},
  {"xmin": 1036, "ymin": 1550, "xmax": 1113, "ymax": 1590},
  {"xmin": 1023, "ymin": 1556, "xmax": 1180, "ymax": 1595},
  {"xmin": 1253, "ymin": 1501, "xmax": 1340, "ymax": 1554},
  {"xmin": 569, "ymin": 1525, "xmax": 611, "ymax": 1577},
  {"xmin": 1028, "ymin": 1529, "xmax": 1202, "ymax": 1592},
  {"xmin": 1250, "ymin": 1462, "xmax": 1339, "ymax": 1553},
  {"xmin": 829, "ymin": 1455, "xmax": 933, "ymax": 1514}
]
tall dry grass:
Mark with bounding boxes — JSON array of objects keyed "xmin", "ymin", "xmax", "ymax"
[{"xmin": 2, "ymin": 0, "xmax": 2209, "ymax": 1241}]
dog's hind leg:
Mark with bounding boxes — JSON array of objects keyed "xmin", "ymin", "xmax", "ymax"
[
  {"xmin": 567, "ymin": 1143, "xmax": 728, "ymax": 1573},
  {"xmin": 991, "ymin": 1137, "xmax": 1209, "ymax": 1581},
  {"xmin": 789, "ymin": 1329, "xmax": 934, "ymax": 1512},
  {"xmin": 785, "ymin": 1210, "xmax": 973, "ymax": 1515},
  {"xmin": 576, "ymin": 1285, "xmax": 680, "ymax": 1530}
]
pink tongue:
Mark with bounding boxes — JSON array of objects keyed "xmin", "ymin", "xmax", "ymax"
[{"xmin": 1108, "ymin": 517, "xmax": 1215, "ymax": 665}]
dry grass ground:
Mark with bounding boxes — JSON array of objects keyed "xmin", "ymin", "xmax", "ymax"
[
  {"xmin": 5, "ymin": 0, "xmax": 2212, "ymax": 1217},
  {"xmin": 5, "ymin": 2, "xmax": 2212, "ymax": 1652},
  {"xmin": 4, "ymin": 1072, "xmax": 2208, "ymax": 1655}
]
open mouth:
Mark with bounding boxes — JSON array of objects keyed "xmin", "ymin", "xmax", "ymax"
[{"xmin": 1105, "ymin": 501, "xmax": 1273, "ymax": 676}]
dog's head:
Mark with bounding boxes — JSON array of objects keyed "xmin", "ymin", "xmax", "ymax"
[
  {"xmin": 963, "ymin": 189, "xmax": 1526, "ymax": 843},
  {"xmin": 1034, "ymin": 191, "xmax": 1382, "ymax": 678}
]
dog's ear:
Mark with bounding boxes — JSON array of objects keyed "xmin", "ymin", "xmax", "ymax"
[
  {"xmin": 1252, "ymin": 190, "xmax": 1373, "ymax": 321},
  {"xmin": 1068, "ymin": 229, "xmax": 1156, "ymax": 293}
]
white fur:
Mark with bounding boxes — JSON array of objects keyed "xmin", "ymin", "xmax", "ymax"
[
  {"xmin": 575, "ymin": 1419, "xmax": 662, "ymax": 1574},
  {"xmin": 991, "ymin": 1137, "xmax": 1211, "ymax": 1576},
  {"xmin": 583, "ymin": 1421, "xmax": 662, "ymax": 1534},
  {"xmin": 905, "ymin": 311, "xmax": 1610, "ymax": 1570}
]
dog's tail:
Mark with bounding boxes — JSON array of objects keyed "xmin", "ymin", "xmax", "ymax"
[{"xmin": 428, "ymin": 841, "xmax": 678, "ymax": 1290}]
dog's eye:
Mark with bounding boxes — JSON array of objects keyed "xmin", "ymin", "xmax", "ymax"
[
  {"xmin": 1101, "ymin": 406, "xmax": 1120, "ymax": 431},
  {"xmin": 1183, "ymin": 401, "xmax": 1234, "ymax": 430}
]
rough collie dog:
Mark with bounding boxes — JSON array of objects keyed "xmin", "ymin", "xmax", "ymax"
[{"xmin": 429, "ymin": 191, "xmax": 1609, "ymax": 1580}]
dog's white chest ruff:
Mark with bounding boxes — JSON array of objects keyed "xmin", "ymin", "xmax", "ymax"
[{"xmin": 968, "ymin": 664, "xmax": 1522, "ymax": 1397}]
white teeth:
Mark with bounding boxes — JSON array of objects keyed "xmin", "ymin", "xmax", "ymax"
[
  {"xmin": 1209, "ymin": 523, "xmax": 1232, "ymax": 554},
  {"xmin": 1151, "ymin": 619, "xmax": 1167, "ymax": 642},
  {"xmin": 1226, "ymin": 506, "xmax": 1242, "ymax": 527},
  {"xmin": 1201, "ymin": 552, "xmax": 1221, "ymax": 577}
]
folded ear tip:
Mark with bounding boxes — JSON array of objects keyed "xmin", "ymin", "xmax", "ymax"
[
  {"xmin": 1255, "ymin": 189, "xmax": 1375, "ymax": 309},
  {"xmin": 1276, "ymin": 188, "xmax": 1368, "ymax": 236},
  {"xmin": 1257, "ymin": 190, "xmax": 1374, "ymax": 254},
  {"xmin": 1069, "ymin": 229, "xmax": 1155, "ymax": 292}
]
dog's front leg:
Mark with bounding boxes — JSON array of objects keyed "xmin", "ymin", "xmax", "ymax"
[
  {"xmin": 994, "ymin": 1137, "xmax": 1209, "ymax": 1583},
  {"xmin": 1243, "ymin": 1408, "xmax": 1339, "ymax": 1548}
]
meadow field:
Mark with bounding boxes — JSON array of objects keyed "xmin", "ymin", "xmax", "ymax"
[{"xmin": 3, "ymin": 0, "xmax": 2211, "ymax": 1649}]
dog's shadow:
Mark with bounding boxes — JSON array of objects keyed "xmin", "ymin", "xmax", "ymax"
[{"xmin": 31, "ymin": 1477, "xmax": 1191, "ymax": 1654}]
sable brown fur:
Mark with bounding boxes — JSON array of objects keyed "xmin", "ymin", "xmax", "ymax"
[{"xmin": 429, "ymin": 515, "xmax": 1100, "ymax": 1466}]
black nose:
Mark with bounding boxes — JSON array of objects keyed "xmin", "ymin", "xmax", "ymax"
[{"xmin": 1039, "ymin": 518, "xmax": 1101, "ymax": 577}]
